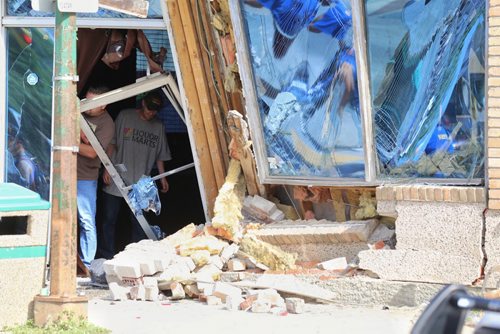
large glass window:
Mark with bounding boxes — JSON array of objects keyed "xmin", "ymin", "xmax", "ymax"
[
  {"xmin": 6, "ymin": 27, "xmax": 54, "ymax": 200},
  {"xmin": 239, "ymin": 0, "xmax": 365, "ymax": 181},
  {"xmin": 366, "ymin": 0, "xmax": 485, "ymax": 179}
]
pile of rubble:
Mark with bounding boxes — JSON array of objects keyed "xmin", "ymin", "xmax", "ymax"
[
  {"xmin": 102, "ymin": 222, "xmax": 336, "ymax": 314},
  {"xmin": 100, "ymin": 160, "xmax": 394, "ymax": 313}
]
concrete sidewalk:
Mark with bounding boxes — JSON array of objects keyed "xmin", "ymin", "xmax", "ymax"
[{"xmin": 88, "ymin": 297, "xmax": 420, "ymax": 334}]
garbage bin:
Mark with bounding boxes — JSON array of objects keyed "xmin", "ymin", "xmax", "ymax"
[{"xmin": 0, "ymin": 183, "xmax": 50, "ymax": 328}]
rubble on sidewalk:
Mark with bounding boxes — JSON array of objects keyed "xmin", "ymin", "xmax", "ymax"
[{"xmin": 99, "ymin": 163, "xmax": 386, "ymax": 315}]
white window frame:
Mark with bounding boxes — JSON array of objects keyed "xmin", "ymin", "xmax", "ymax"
[
  {"xmin": 228, "ymin": 0, "xmax": 485, "ymax": 187},
  {"xmin": 0, "ymin": 1, "xmax": 211, "ymax": 220}
]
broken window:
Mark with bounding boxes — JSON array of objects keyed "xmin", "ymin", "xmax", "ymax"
[
  {"xmin": 6, "ymin": 27, "xmax": 54, "ymax": 200},
  {"xmin": 238, "ymin": 0, "xmax": 365, "ymax": 181},
  {"xmin": 233, "ymin": 0, "xmax": 486, "ymax": 184},
  {"xmin": 366, "ymin": 0, "xmax": 486, "ymax": 179}
]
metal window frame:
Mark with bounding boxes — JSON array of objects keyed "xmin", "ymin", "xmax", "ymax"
[{"xmin": 229, "ymin": 0, "xmax": 484, "ymax": 187}]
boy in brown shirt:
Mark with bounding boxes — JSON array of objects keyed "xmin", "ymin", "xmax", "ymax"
[{"xmin": 77, "ymin": 86, "xmax": 114, "ymax": 268}]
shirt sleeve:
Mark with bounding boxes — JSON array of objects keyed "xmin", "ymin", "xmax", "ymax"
[
  {"xmin": 156, "ymin": 123, "xmax": 172, "ymax": 161},
  {"xmin": 95, "ymin": 115, "xmax": 115, "ymax": 151}
]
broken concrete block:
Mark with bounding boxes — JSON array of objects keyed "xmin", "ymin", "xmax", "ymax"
[
  {"xmin": 143, "ymin": 277, "xmax": 157, "ymax": 287},
  {"xmin": 239, "ymin": 236, "xmax": 296, "ymax": 271},
  {"xmin": 179, "ymin": 235, "xmax": 228, "ymax": 257},
  {"xmin": 367, "ymin": 224, "xmax": 395, "ymax": 244},
  {"xmin": 184, "ymin": 284, "xmax": 201, "ymax": 298},
  {"xmin": 256, "ymin": 289, "xmax": 284, "ymax": 307},
  {"xmin": 250, "ymin": 195, "xmax": 278, "ymax": 216},
  {"xmin": 173, "ymin": 256, "xmax": 196, "ymax": 272},
  {"xmin": 220, "ymin": 243, "xmax": 240, "ymax": 263},
  {"xmin": 144, "ymin": 285, "xmax": 159, "ymax": 301},
  {"xmin": 195, "ymin": 270, "xmax": 215, "ymax": 295},
  {"xmin": 220, "ymin": 272, "xmax": 243, "ymax": 283},
  {"xmin": 105, "ymin": 259, "xmax": 142, "ymax": 279},
  {"xmin": 285, "ymin": 298, "xmax": 305, "ymax": 314},
  {"xmin": 190, "ymin": 250, "xmax": 211, "ymax": 267},
  {"xmin": 130, "ymin": 285, "xmax": 146, "ymax": 300},
  {"xmin": 269, "ymin": 210, "xmax": 285, "ymax": 222},
  {"xmin": 115, "ymin": 252, "xmax": 157, "ymax": 276},
  {"xmin": 170, "ymin": 282, "xmax": 186, "ymax": 300},
  {"xmin": 226, "ymin": 295, "xmax": 245, "ymax": 311},
  {"xmin": 212, "ymin": 282, "xmax": 242, "ymax": 303},
  {"xmin": 251, "ymin": 300, "xmax": 271, "ymax": 313},
  {"xmin": 105, "ymin": 273, "xmax": 121, "ymax": 285},
  {"xmin": 157, "ymin": 261, "xmax": 192, "ymax": 284},
  {"xmin": 227, "ymin": 258, "xmax": 246, "ymax": 271},
  {"xmin": 109, "ymin": 282, "xmax": 129, "ymax": 301},
  {"xmin": 196, "ymin": 263, "xmax": 222, "ymax": 278},
  {"xmin": 206, "ymin": 295, "xmax": 222, "ymax": 306},
  {"xmin": 209, "ymin": 255, "xmax": 224, "ymax": 270},
  {"xmin": 317, "ymin": 257, "xmax": 348, "ymax": 271},
  {"xmin": 239, "ymin": 294, "xmax": 258, "ymax": 311}
]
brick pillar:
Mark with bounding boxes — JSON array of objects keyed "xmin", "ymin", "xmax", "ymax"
[{"xmin": 489, "ymin": 1, "xmax": 500, "ymax": 209}]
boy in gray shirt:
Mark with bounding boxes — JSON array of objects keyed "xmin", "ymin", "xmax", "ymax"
[{"xmin": 99, "ymin": 90, "xmax": 171, "ymax": 259}]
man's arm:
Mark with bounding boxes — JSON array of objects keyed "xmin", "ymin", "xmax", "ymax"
[
  {"xmin": 156, "ymin": 159, "xmax": 169, "ymax": 193},
  {"xmin": 78, "ymin": 143, "xmax": 98, "ymax": 159}
]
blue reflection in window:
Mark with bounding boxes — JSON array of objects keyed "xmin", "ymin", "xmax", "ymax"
[
  {"xmin": 6, "ymin": 28, "xmax": 54, "ymax": 200},
  {"xmin": 241, "ymin": 0, "xmax": 365, "ymax": 179},
  {"xmin": 366, "ymin": 0, "xmax": 485, "ymax": 179}
]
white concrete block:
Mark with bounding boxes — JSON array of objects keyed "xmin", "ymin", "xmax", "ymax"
[
  {"xmin": 220, "ymin": 243, "xmax": 239, "ymax": 263},
  {"xmin": 395, "ymin": 202, "xmax": 483, "ymax": 262},
  {"xmin": 212, "ymin": 282, "xmax": 242, "ymax": 302},
  {"xmin": 109, "ymin": 282, "xmax": 129, "ymax": 301},
  {"xmin": 317, "ymin": 257, "xmax": 348, "ymax": 271},
  {"xmin": 285, "ymin": 298, "xmax": 305, "ymax": 314}
]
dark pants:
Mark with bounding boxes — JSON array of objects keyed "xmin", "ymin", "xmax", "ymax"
[{"xmin": 98, "ymin": 192, "xmax": 147, "ymax": 259}]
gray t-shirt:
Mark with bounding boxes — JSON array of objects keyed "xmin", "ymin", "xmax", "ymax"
[{"xmin": 103, "ymin": 108, "xmax": 171, "ymax": 197}]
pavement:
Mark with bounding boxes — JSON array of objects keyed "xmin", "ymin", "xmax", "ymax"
[{"xmin": 79, "ymin": 280, "xmax": 422, "ymax": 334}]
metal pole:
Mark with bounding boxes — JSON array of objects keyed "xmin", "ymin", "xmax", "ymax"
[
  {"xmin": 49, "ymin": 6, "xmax": 79, "ymax": 298},
  {"xmin": 34, "ymin": 6, "xmax": 86, "ymax": 326}
]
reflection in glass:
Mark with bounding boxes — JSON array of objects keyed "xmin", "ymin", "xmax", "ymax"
[
  {"xmin": 7, "ymin": 0, "xmax": 163, "ymax": 18},
  {"xmin": 366, "ymin": 0, "xmax": 485, "ymax": 179},
  {"xmin": 6, "ymin": 28, "xmax": 54, "ymax": 200},
  {"xmin": 241, "ymin": 0, "xmax": 365, "ymax": 179}
]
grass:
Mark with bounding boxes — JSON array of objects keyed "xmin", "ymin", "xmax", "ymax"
[{"xmin": 2, "ymin": 311, "xmax": 110, "ymax": 334}]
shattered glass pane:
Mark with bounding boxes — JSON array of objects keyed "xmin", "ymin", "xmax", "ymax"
[
  {"xmin": 240, "ymin": 0, "xmax": 365, "ymax": 179},
  {"xmin": 6, "ymin": 0, "xmax": 163, "ymax": 18},
  {"xmin": 365, "ymin": 0, "xmax": 485, "ymax": 179},
  {"xmin": 5, "ymin": 28, "xmax": 54, "ymax": 200}
]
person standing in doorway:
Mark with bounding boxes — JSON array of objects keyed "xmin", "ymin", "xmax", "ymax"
[
  {"xmin": 99, "ymin": 89, "xmax": 171, "ymax": 259},
  {"xmin": 77, "ymin": 86, "xmax": 114, "ymax": 268}
]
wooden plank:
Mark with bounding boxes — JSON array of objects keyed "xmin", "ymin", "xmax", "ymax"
[
  {"xmin": 177, "ymin": 0, "xmax": 227, "ymax": 189},
  {"xmin": 195, "ymin": 0, "xmax": 230, "ymax": 168},
  {"xmin": 227, "ymin": 110, "xmax": 265, "ymax": 196},
  {"xmin": 166, "ymin": 0, "xmax": 219, "ymax": 216}
]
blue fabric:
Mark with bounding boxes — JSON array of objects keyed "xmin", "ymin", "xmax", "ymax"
[
  {"xmin": 310, "ymin": 1, "xmax": 351, "ymax": 40},
  {"xmin": 77, "ymin": 180, "xmax": 98, "ymax": 267},
  {"xmin": 259, "ymin": 0, "xmax": 321, "ymax": 38},
  {"xmin": 128, "ymin": 176, "xmax": 161, "ymax": 216}
]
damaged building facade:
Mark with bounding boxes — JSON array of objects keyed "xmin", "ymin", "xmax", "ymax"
[{"xmin": 0, "ymin": 0, "xmax": 499, "ymax": 299}]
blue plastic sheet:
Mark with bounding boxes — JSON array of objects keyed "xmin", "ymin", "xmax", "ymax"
[{"xmin": 127, "ymin": 176, "xmax": 161, "ymax": 216}]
